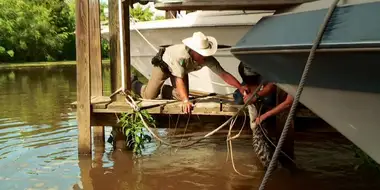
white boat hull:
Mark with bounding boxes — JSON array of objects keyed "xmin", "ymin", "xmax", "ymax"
[
  {"xmin": 278, "ymin": 83, "xmax": 380, "ymax": 164},
  {"xmin": 231, "ymin": 0, "xmax": 380, "ymax": 163}
]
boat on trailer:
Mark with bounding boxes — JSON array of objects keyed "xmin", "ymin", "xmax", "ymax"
[
  {"xmin": 231, "ymin": 0, "xmax": 380, "ymax": 164},
  {"xmin": 102, "ymin": 10, "xmax": 273, "ymax": 95}
]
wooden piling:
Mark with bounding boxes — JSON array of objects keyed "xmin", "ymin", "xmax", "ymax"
[
  {"xmin": 109, "ymin": 0, "xmax": 131, "ymax": 102},
  {"xmin": 89, "ymin": 0, "xmax": 105, "ymax": 144},
  {"xmin": 76, "ymin": 0, "xmax": 92, "ymax": 154},
  {"xmin": 109, "ymin": 0, "xmax": 131, "ymax": 148},
  {"xmin": 123, "ymin": 0, "xmax": 131, "ymax": 91}
]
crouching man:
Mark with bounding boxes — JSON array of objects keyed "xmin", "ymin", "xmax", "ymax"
[{"xmin": 132, "ymin": 32, "xmax": 248, "ymax": 114}]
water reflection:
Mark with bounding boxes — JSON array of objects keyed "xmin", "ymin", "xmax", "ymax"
[
  {"xmin": 0, "ymin": 65, "xmax": 380, "ymax": 190},
  {"xmin": 73, "ymin": 136, "xmax": 265, "ymax": 190}
]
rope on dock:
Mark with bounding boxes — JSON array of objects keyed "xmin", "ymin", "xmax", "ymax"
[
  {"xmin": 125, "ymin": 89, "xmax": 260, "ymax": 177},
  {"xmin": 124, "ymin": 81, "xmax": 264, "ymax": 148},
  {"xmin": 258, "ymin": 0, "xmax": 341, "ymax": 189}
]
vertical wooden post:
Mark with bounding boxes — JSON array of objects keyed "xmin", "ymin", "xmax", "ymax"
[
  {"xmin": 109, "ymin": 0, "xmax": 131, "ymax": 149},
  {"xmin": 89, "ymin": 0, "xmax": 105, "ymax": 144},
  {"xmin": 123, "ymin": 0, "xmax": 131, "ymax": 92},
  {"xmin": 275, "ymin": 87, "xmax": 295, "ymax": 168},
  {"xmin": 109, "ymin": 0, "xmax": 130, "ymax": 101},
  {"xmin": 76, "ymin": 0, "xmax": 92, "ymax": 154}
]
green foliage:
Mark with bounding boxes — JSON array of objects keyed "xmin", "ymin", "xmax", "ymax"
[
  {"xmin": 0, "ymin": 0, "xmax": 75, "ymax": 62},
  {"xmin": 100, "ymin": 2, "xmax": 108, "ymax": 22},
  {"xmin": 101, "ymin": 39, "xmax": 110, "ymax": 59},
  {"xmin": 0, "ymin": 0, "xmax": 160, "ymax": 63},
  {"xmin": 155, "ymin": 16, "xmax": 166, "ymax": 20},
  {"xmin": 119, "ymin": 109, "xmax": 155, "ymax": 155},
  {"xmin": 130, "ymin": 5, "xmax": 154, "ymax": 22}
]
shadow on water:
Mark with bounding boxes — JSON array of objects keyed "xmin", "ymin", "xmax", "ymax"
[{"xmin": 0, "ymin": 65, "xmax": 379, "ymax": 190}]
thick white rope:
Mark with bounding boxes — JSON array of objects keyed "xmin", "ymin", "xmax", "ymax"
[{"xmin": 226, "ymin": 111, "xmax": 255, "ymax": 178}]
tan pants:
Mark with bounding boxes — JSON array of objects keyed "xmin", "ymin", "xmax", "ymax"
[{"xmin": 132, "ymin": 66, "xmax": 189, "ymax": 100}]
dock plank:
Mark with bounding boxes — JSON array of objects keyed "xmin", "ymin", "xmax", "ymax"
[
  {"xmin": 71, "ymin": 96, "xmax": 111, "ymax": 108},
  {"xmin": 93, "ymin": 98, "xmax": 244, "ymax": 116}
]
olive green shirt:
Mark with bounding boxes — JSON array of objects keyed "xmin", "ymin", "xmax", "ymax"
[{"xmin": 162, "ymin": 44, "xmax": 225, "ymax": 78}]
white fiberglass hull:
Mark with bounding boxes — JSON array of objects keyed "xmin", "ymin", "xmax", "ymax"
[{"xmin": 232, "ymin": 0, "xmax": 380, "ymax": 163}]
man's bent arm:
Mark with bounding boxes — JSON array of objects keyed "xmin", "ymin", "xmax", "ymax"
[
  {"xmin": 175, "ymin": 77, "xmax": 189, "ymax": 101},
  {"xmin": 261, "ymin": 94, "xmax": 294, "ymax": 120},
  {"xmin": 219, "ymin": 71, "xmax": 242, "ymax": 89}
]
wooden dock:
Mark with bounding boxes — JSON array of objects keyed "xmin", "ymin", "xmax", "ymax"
[
  {"xmin": 71, "ymin": 95, "xmax": 317, "ymax": 125},
  {"xmin": 74, "ymin": 0, "xmax": 320, "ymax": 154},
  {"xmin": 72, "ymin": 95, "xmax": 244, "ymax": 116}
]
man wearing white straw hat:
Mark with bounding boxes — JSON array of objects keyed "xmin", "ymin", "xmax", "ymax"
[{"xmin": 132, "ymin": 32, "xmax": 249, "ymax": 114}]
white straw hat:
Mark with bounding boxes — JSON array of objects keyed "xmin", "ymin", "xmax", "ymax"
[{"xmin": 182, "ymin": 32, "xmax": 218, "ymax": 56}]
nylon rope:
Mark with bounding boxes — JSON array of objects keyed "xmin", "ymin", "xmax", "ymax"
[{"xmin": 258, "ymin": 0, "xmax": 341, "ymax": 189}]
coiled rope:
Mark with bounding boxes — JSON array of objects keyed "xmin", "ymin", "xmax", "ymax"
[
  {"xmin": 124, "ymin": 81, "xmax": 264, "ymax": 148},
  {"xmin": 258, "ymin": 0, "xmax": 341, "ymax": 189}
]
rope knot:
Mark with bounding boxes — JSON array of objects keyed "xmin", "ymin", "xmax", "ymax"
[{"xmin": 125, "ymin": 95, "xmax": 140, "ymax": 112}]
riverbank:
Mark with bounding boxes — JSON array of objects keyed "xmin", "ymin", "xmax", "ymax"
[
  {"xmin": 0, "ymin": 60, "xmax": 147, "ymax": 83},
  {"xmin": 0, "ymin": 60, "xmax": 111, "ymax": 69}
]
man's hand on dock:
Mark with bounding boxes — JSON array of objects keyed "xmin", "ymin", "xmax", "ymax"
[{"xmin": 182, "ymin": 100, "xmax": 194, "ymax": 114}]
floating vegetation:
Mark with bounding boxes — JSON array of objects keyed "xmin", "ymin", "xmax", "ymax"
[{"xmin": 118, "ymin": 109, "xmax": 154, "ymax": 155}]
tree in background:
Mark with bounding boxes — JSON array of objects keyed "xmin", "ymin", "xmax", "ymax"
[
  {"xmin": 0, "ymin": 0, "xmax": 163, "ymax": 63},
  {"xmin": 130, "ymin": 4, "xmax": 154, "ymax": 22},
  {"xmin": 0, "ymin": 0, "xmax": 75, "ymax": 62}
]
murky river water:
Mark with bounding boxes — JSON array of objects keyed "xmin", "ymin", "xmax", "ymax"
[{"xmin": 0, "ymin": 65, "xmax": 379, "ymax": 190}]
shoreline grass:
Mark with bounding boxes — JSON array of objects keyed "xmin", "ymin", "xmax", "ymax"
[{"xmin": 0, "ymin": 59, "xmax": 111, "ymax": 69}]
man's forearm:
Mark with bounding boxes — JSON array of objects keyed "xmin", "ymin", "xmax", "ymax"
[
  {"xmin": 262, "ymin": 95, "xmax": 293, "ymax": 119},
  {"xmin": 220, "ymin": 72, "xmax": 242, "ymax": 89},
  {"xmin": 175, "ymin": 77, "xmax": 189, "ymax": 101}
]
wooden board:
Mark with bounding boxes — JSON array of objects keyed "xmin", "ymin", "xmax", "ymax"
[
  {"xmin": 89, "ymin": 0, "xmax": 105, "ymax": 144},
  {"xmin": 71, "ymin": 96, "xmax": 112, "ymax": 108},
  {"xmin": 93, "ymin": 98, "xmax": 244, "ymax": 116},
  {"xmin": 76, "ymin": 0, "xmax": 91, "ymax": 154},
  {"xmin": 154, "ymin": 0, "xmax": 316, "ymax": 11}
]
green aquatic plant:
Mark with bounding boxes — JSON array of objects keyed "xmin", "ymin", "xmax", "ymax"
[{"xmin": 119, "ymin": 109, "xmax": 155, "ymax": 155}]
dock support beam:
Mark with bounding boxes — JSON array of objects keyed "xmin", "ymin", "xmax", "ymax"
[
  {"xmin": 76, "ymin": 0, "xmax": 103, "ymax": 154},
  {"xmin": 90, "ymin": 0, "xmax": 105, "ymax": 145},
  {"xmin": 109, "ymin": 0, "xmax": 131, "ymax": 149},
  {"xmin": 76, "ymin": 0, "xmax": 92, "ymax": 154}
]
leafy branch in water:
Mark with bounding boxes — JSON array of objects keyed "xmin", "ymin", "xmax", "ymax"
[{"xmin": 119, "ymin": 109, "xmax": 155, "ymax": 155}]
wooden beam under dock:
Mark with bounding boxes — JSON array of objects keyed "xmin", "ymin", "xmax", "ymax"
[{"xmin": 89, "ymin": 0, "xmax": 105, "ymax": 145}]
